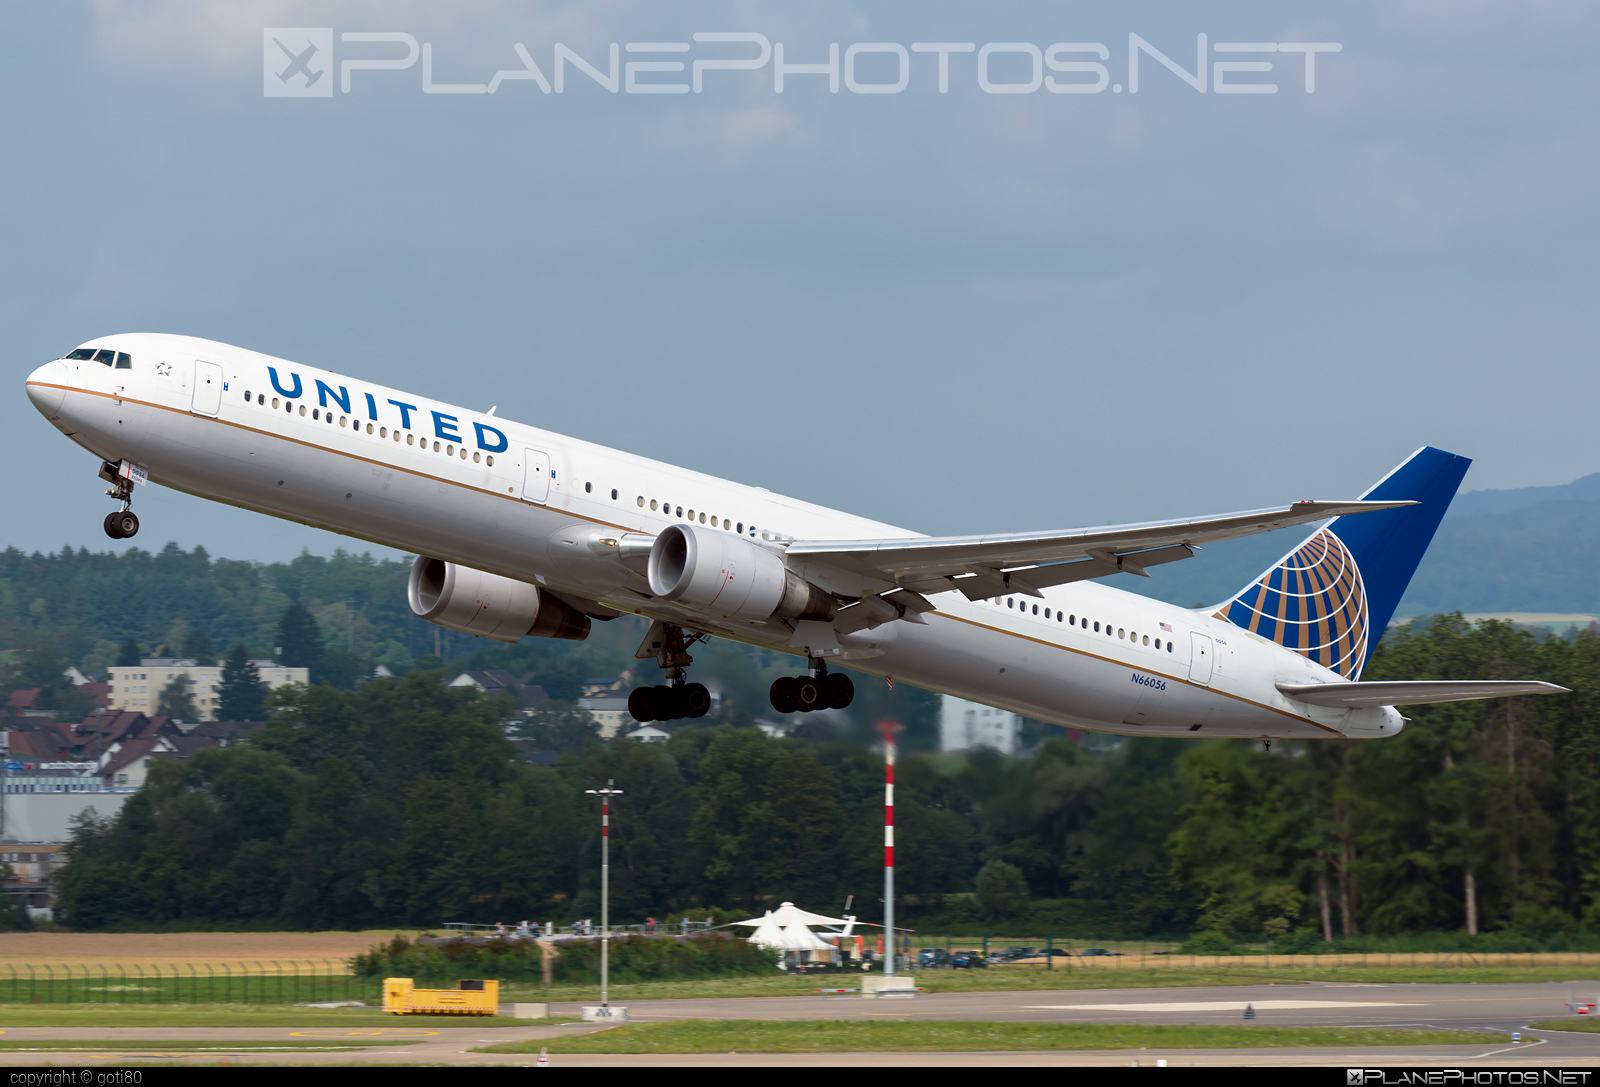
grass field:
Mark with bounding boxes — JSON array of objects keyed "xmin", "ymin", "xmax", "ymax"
[
  {"xmin": 0, "ymin": 1004, "xmax": 537, "ymax": 1028},
  {"xmin": 478, "ymin": 1020, "xmax": 1512, "ymax": 1054},
  {"xmin": 1528, "ymin": 1019, "xmax": 1600, "ymax": 1033}
]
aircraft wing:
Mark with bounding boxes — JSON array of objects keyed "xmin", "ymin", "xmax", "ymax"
[
  {"xmin": 786, "ymin": 499, "xmax": 1412, "ymax": 605},
  {"xmin": 1277, "ymin": 680, "xmax": 1569, "ymax": 708}
]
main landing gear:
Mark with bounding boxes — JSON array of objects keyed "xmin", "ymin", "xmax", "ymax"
[
  {"xmin": 98, "ymin": 461, "xmax": 139, "ymax": 539},
  {"xmin": 627, "ymin": 622, "xmax": 712, "ymax": 723},
  {"xmin": 769, "ymin": 659, "xmax": 854, "ymax": 715}
]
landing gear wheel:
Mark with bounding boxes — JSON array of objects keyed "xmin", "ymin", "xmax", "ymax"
[
  {"xmin": 683, "ymin": 682, "xmax": 712, "ymax": 719},
  {"xmin": 794, "ymin": 676, "xmax": 825, "ymax": 713},
  {"xmin": 769, "ymin": 676, "xmax": 798, "ymax": 714},
  {"xmin": 104, "ymin": 510, "xmax": 138, "ymax": 539},
  {"xmin": 650, "ymin": 684, "xmax": 683, "ymax": 721},
  {"xmin": 628, "ymin": 687, "xmax": 656, "ymax": 722},
  {"xmin": 824, "ymin": 673, "xmax": 855, "ymax": 710}
]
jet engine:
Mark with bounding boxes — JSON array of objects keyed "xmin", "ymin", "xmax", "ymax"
[
  {"xmin": 647, "ymin": 524, "xmax": 835, "ymax": 622},
  {"xmin": 407, "ymin": 557, "xmax": 590, "ymax": 642}
]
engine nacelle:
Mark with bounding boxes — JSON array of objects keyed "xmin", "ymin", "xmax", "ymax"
[
  {"xmin": 647, "ymin": 524, "xmax": 835, "ymax": 622},
  {"xmin": 407, "ymin": 557, "xmax": 590, "ymax": 643}
]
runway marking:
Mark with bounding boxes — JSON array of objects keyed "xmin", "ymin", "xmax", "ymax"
[{"xmin": 1026, "ymin": 1000, "xmax": 1415, "ymax": 1012}]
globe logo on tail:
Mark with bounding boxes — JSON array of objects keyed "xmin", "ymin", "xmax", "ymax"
[{"xmin": 1214, "ymin": 529, "xmax": 1370, "ymax": 678}]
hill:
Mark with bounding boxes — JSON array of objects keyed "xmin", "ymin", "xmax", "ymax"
[{"xmin": 1124, "ymin": 472, "xmax": 1600, "ymax": 618}]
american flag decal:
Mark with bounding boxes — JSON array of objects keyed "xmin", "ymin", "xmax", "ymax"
[{"xmin": 1159, "ymin": 622, "xmax": 1172, "ymax": 632}]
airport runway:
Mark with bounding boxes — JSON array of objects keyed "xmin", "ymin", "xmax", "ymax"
[
  {"xmin": 0, "ymin": 982, "xmax": 1597, "ymax": 1066},
  {"xmin": 546, "ymin": 979, "xmax": 1600, "ymax": 1034}
]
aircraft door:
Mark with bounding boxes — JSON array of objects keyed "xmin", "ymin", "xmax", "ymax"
[
  {"xmin": 521, "ymin": 448, "xmax": 551, "ymax": 504},
  {"xmin": 192, "ymin": 360, "xmax": 223, "ymax": 417},
  {"xmin": 1189, "ymin": 633, "xmax": 1214, "ymax": 685}
]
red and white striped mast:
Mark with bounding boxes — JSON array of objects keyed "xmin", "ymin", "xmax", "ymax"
[
  {"xmin": 584, "ymin": 779, "xmax": 624, "ymax": 1007},
  {"xmin": 879, "ymin": 719, "xmax": 899, "ymax": 977}
]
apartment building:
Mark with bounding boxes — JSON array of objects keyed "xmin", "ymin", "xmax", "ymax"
[{"xmin": 104, "ymin": 657, "xmax": 308, "ymax": 722}]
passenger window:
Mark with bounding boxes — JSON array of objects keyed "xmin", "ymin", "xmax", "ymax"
[
  {"xmin": 486, "ymin": 456, "xmax": 494, "ymax": 466},
  {"xmin": 612, "ymin": 489, "xmax": 618, "ymax": 500},
  {"xmin": 366, "ymin": 423, "xmax": 374, "ymax": 434},
  {"xmin": 341, "ymin": 416, "xmax": 348, "ymax": 428},
  {"xmin": 638, "ymin": 496, "xmax": 645, "ymax": 507},
  {"xmin": 1118, "ymin": 628, "xmax": 1125, "ymax": 639},
  {"xmin": 474, "ymin": 451, "xmax": 481, "ymax": 463},
  {"xmin": 313, "ymin": 409, "xmax": 320, "ymax": 420},
  {"xmin": 116, "ymin": 353, "xmax": 132, "ymax": 369},
  {"xmin": 1093, "ymin": 621, "xmax": 1099, "ymax": 632},
  {"xmin": 737, "ymin": 522, "xmax": 743, "ymax": 533},
  {"xmin": 93, "ymin": 349, "xmax": 115, "ymax": 365},
  {"xmin": 699, "ymin": 512, "xmax": 707, "ymax": 524},
  {"xmin": 650, "ymin": 500, "xmax": 658, "ymax": 511},
  {"xmin": 244, "ymin": 390, "xmax": 252, "ymax": 400},
  {"xmin": 272, "ymin": 398, "xmax": 280, "ymax": 409},
  {"xmin": 446, "ymin": 444, "xmax": 454, "ymax": 456},
  {"xmin": 585, "ymin": 482, "xmax": 592, "ymax": 493},
  {"xmin": 1143, "ymin": 635, "xmax": 1149, "ymax": 646},
  {"xmin": 676, "ymin": 506, "xmax": 684, "ymax": 517},
  {"xmin": 1069, "ymin": 615, "xmax": 1075, "ymax": 625},
  {"xmin": 407, "ymin": 433, "xmax": 414, "ymax": 445},
  {"xmin": 1007, "ymin": 599, "xmax": 1014, "ymax": 609},
  {"xmin": 1167, "ymin": 641, "xmax": 1174, "ymax": 653},
  {"xmin": 1032, "ymin": 604, "xmax": 1038, "ymax": 615},
  {"xmin": 299, "ymin": 405, "xmax": 306, "ymax": 416}
]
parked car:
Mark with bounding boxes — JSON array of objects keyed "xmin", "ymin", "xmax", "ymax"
[
  {"xmin": 1078, "ymin": 947, "xmax": 1125, "ymax": 957},
  {"xmin": 918, "ymin": 948, "xmax": 951, "ymax": 968},
  {"xmin": 950, "ymin": 952, "xmax": 988, "ymax": 969}
]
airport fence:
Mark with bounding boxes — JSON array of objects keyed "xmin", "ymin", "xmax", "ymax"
[{"xmin": 903, "ymin": 932, "xmax": 1600, "ymax": 971}]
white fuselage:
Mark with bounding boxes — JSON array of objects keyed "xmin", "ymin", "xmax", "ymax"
[{"xmin": 26, "ymin": 334, "xmax": 1403, "ymax": 741}]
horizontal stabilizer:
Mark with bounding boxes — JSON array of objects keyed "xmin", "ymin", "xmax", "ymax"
[{"xmin": 1277, "ymin": 679, "xmax": 1569, "ymax": 708}]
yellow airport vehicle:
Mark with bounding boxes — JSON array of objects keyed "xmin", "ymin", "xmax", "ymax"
[{"xmin": 383, "ymin": 977, "xmax": 500, "ymax": 1016}]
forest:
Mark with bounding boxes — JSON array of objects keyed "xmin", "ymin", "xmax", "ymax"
[{"xmin": 46, "ymin": 610, "xmax": 1600, "ymax": 943}]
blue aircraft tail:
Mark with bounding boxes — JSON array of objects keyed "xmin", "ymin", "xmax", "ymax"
[{"xmin": 1211, "ymin": 446, "xmax": 1471, "ymax": 678}]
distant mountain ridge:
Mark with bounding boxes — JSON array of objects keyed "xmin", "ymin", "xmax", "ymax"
[{"xmin": 1128, "ymin": 471, "xmax": 1600, "ymax": 619}]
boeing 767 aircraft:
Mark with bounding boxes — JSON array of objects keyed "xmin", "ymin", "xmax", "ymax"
[{"xmin": 25, "ymin": 335, "xmax": 1564, "ymax": 740}]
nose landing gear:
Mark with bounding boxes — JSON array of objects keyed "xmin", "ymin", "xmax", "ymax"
[{"xmin": 98, "ymin": 461, "xmax": 140, "ymax": 539}]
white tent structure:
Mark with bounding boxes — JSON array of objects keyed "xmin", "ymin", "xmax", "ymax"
[{"xmin": 734, "ymin": 902, "xmax": 855, "ymax": 962}]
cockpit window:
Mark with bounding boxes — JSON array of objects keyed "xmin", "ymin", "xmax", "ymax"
[
  {"xmin": 115, "ymin": 352, "xmax": 132, "ymax": 369},
  {"xmin": 93, "ymin": 350, "xmax": 115, "ymax": 365},
  {"xmin": 66, "ymin": 349, "xmax": 97, "ymax": 361}
]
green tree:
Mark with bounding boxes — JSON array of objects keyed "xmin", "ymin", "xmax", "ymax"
[
  {"xmin": 276, "ymin": 603, "xmax": 325, "ymax": 682},
  {"xmin": 156, "ymin": 673, "xmax": 197, "ymax": 721},
  {"xmin": 976, "ymin": 860, "xmax": 1028, "ymax": 921},
  {"xmin": 116, "ymin": 638, "xmax": 142, "ymax": 667},
  {"xmin": 216, "ymin": 644, "xmax": 270, "ymax": 721},
  {"xmin": 513, "ymin": 700, "xmax": 599, "ymax": 754},
  {"xmin": 182, "ymin": 626, "xmax": 215, "ymax": 663},
  {"xmin": 8, "ymin": 635, "xmax": 92, "ymax": 721}
]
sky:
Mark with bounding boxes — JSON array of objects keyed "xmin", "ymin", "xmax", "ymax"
[{"xmin": 3, "ymin": 2, "xmax": 1596, "ymax": 566}]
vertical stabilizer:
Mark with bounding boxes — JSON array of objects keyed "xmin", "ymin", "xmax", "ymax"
[{"xmin": 1213, "ymin": 446, "xmax": 1470, "ymax": 678}]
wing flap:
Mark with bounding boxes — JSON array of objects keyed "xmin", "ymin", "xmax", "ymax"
[{"xmin": 1278, "ymin": 679, "xmax": 1569, "ymax": 708}]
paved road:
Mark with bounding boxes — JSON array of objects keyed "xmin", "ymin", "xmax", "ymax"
[{"xmin": 1, "ymin": 982, "xmax": 1598, "ymax": 1066}]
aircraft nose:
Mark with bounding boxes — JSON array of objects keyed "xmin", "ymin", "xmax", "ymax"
[{"xmin": 26, "ymin": 360, "xmax": 68, "ymax": 419}]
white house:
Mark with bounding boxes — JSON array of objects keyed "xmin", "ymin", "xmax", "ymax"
[{"xmin": 939, "ymin": 694, "xmax": 1022, "ymax": 756}]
